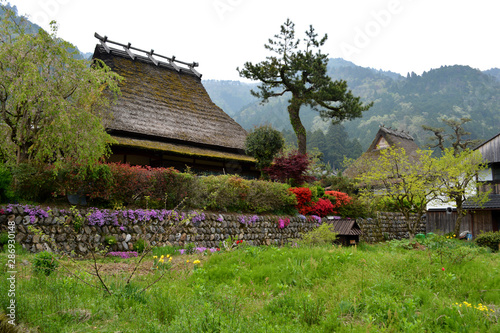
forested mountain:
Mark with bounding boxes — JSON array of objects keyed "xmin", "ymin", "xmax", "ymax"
[
  {"xmin": 1, "ymin": 4, "xmax": 92, "ymax": 60},
  {"xmin": 204, "ymin": 61, "xmax": 500, "ymax": 159},
  {"xmin": 203, "ymin": 80, "xmax": 258, "ymax": 117}
]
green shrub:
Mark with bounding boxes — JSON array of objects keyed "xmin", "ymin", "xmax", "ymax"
[
  {"xmin": 12, "ymin": 164, "xmax": 57, "ymax": 202},
  {"xmin": 195, "ymin": 175, "xmax": 296, "ymax": 214},
  {"xmin": 300, "ymin": 223, "xmax": 337, "ymax": 246},
  {"xmin": 0, "ymin": 164, "xmax": 15, "ymax": 203},
  {"xmin": 475, "ymin": 231, "xmax": 500, "ymax": 252},
  {"xmin": 196, "ymin": 175, "xmax": 249, "ymax": 212},
  {"xmin": 133, "ymin": 238, "xmax": 146, "ymax": 253},
  {"xmin": 104, "ymin": 235, "xmax": 117, "ymax": 246},
  {"xmin": 32, "ymin": 251, "xmax": 59, "ymax": 276},
  {"xmin": 246, "ymin": 180, "xmax": 297, "ymax": 214},
  {"xmin": 0, "ymin": 232, "xmax": 8, "ymax": 246}
]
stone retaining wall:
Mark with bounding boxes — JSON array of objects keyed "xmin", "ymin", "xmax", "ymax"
[
  {"xmin": 358, "ymin": 212, "xmax": 426, "ymax": 243},
  {"xmin": 0, "ymin": 206, "xmax": 425, "ymax": 254},
  {"xmin": 0, "ymin": 205, "xmax": 326, "ymax": 254}
]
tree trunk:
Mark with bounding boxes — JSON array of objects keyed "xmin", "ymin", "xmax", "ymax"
[
  {"xmin": 288, "ymin": 98, "xmax": 307, "ymax": 155},
  {"xmin": 454, "ymin": 199, "xmax": 464, "ymax": 237}
]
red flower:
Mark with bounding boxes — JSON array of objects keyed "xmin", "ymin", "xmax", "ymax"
[{"xmin": 442, "ymin": 267, "xmax": 445, "ymax": 271}]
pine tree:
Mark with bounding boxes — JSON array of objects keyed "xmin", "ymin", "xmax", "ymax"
[{"xmin": 238, "ymin": 19, "xmax": 372, "ymax": 154}]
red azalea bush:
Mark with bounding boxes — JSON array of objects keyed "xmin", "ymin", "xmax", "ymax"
[
  {"xmin": 288, "ymin": 187, "xmax": 313, "ymax": 214},
  {"xmin": 309, "ymin": 198, "xmax": 335, "ymax": 217},
  {"xmin": 324, "ymin": 190, "xmax": 352, "ymax": 214},
  {"xmin": 288, "ymin": 188, "xmax": 354, "ymax": 217}
]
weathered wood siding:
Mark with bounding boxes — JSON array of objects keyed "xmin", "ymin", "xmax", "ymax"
[
  {"xmin": 478, "ymin": 134, "xmax": 500, "ymax": 163},
  {"xmin": 471, "ymin": 211, "xmax": 494, "ymax": 235},
  {"xmin": 426, "ymin": 211, "xmax": 472, "ymax": 234}
]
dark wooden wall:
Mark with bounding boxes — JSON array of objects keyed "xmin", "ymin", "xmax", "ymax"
[
  {"xmin": 427, "ymin": 210, "xmax": 497, "ymax": 237},
  {"xmin": 426, "ymin": 211, "xmax": 472, "ymax": 234},
  {"xmin": 470, "ymin": 211, "xmax": 494, "ymax": 235}
]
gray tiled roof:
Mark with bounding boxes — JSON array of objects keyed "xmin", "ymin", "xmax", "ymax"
[{"xmin": 463, "ymin": 194, "xmax": 500, "ymax": 209}]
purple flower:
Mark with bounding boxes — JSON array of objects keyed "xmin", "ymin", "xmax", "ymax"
[
  {"xmin": 178, "ymin": 249, "xmax": 186, "ymax": 255},
  {"xmin": 217, "ymin": 215, "xmax": 224, "ymax": 222},
  {"xmin": 107, "ymin": 251, "xmax": 138, "ymax": 259}
]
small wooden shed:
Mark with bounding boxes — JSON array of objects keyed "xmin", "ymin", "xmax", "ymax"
[{"xmin": 327, "ymin": 218, "xmax": 363, "ymax": 246}]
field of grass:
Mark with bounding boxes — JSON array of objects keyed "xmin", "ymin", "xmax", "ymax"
[{"xmin": 0, "ymin": 240, "xmax": 499, "ymax": 332}]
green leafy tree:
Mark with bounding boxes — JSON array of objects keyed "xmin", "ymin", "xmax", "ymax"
[
  {"xmin": 357, "ymin": 147, "xmax": 439, "ymax": 238},
  {"xmin": 435, "ymin": 148, "xmax": 490, "ymax": 236},
  {"xmin": 238, "ymin": 19, "xmax": 372, "ymax": 155},
  {"xmin": 245, "ymin": 124, "xmax": 284, "ymax": 173},
  {"xmin": 0, "ymin": 5, "xmax": 121, "ymax": 170}
]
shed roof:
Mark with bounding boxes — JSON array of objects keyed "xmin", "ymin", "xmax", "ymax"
[
  {"xmin": 327, "ymin": 219, "xmax": 363, "ymax": 236},
  {"xmin": 92, "ymin": 44, "xmax": 248, "ymax": 152}
]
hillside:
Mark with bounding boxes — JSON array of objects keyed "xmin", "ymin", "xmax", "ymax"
[{"xmin": 208, "ymin": 61, "xmax": 500, "ymax": 152}]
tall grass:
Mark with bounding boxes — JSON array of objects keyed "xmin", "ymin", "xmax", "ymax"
[{"xmin": 0, "ymin": 242, "xmax": 498, "ymax": 332}]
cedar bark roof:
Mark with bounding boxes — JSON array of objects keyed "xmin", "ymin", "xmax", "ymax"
[{"xmin": 92, "ymin": 44, "xmax": 248, "ymax": 152}]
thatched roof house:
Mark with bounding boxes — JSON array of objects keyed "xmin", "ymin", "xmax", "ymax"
[
  {"xmin": 92, "ymin": 34, "xmax": 257, "ymax": 176},
  {"xmin": 344, "ymin": 126, "xmax": 419, "ymax": 178}
]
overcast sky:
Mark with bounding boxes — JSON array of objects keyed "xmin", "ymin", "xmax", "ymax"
[{"xmin": 8, "ymin": 0, "xmax": 500, "ymax": 81}]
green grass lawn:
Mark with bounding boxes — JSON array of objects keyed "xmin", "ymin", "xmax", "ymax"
[{"xmin": 1, "ymin": 241, "xmax": 499, "ymax": 332}]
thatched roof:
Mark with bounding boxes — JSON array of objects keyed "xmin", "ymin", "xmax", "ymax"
[
  {"xmin": 92, "ymin": 44, "xmax": 248, "ymax": 152},
  {"xmin": 344, "ymin": 126, "xmax": 419, "ymax": 178},
  {"xmin": 113, "ymin": 136, "xmax": 255, "ymax": 163}
]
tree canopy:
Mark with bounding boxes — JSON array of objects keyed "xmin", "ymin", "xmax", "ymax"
[
  {"xmin": 245, "ymin": 124, "xmax": 284, "ymax": 172},
  {"xmin": 357, "ymin": 147, "xmax": 439, "ymax": 238},
  {"xmin": 434, "ymin": 148, "xmax": 490, "ymax": 236},
  {"xmin": 238, "ymin": 19, "xmax": 372, "ymax": 154},
  {"xmin": 0, "ymin": 5, "xmax": 122, "ymax": 171}
]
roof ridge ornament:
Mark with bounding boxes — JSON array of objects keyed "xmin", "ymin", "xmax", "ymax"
[
  {"xmin": 147, "ymin": 49, "xmax": 158, "ymax": 66},
  {"xmin": 123, "ymin": 42, "xmax": 136, "ymax": 60},
  {"xmin": 94, "ymin": 33, "xmax": 202, "ymax": 77}
]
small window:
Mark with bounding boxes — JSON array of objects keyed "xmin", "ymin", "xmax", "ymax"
[{"xmin": 493, "ymin": 165, "xmax": 500, "ymax": 181}]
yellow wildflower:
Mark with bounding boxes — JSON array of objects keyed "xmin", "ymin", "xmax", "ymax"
[
  {"xmin": 186, "ymin": 260, "xmax": 189, "ymax": 263},
  {"xmin": 167, "ymin": 254, "xmax": 170, "ymax": 258},
  {"xmin": 159, "ymin": 259, "xmax": 164, "ymax": 263},
  {"xmin": 153, "ymin": 256, "xmax": 158, "ymax": 259},
  {"xmin": 193, "ymin": 260, "xmax": 201, "ymax": 265},
  {"xmin": 161, "ymin": 255, "xmax": 164, "ymax": 259}
]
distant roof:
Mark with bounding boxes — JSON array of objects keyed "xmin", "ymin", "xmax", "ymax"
[
  {"xmin": 463, "ymin": 194, "xmax": 500, "ymax": 209},
  {"xmin": 344, "ymin": 126, "xmax": 419, "ymax": 178},
  {"xmin": 92, "ymin": 42, "xmax": 248, "ymax": 152}
]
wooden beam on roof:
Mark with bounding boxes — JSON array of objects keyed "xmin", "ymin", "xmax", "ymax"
[
  {"xmin": 189, "ymin": 63, "xmax": 202, "ymax": 78},
  {"xmin": 169, "ymin": 56, "xmax": 181, "ymax": 72},
  {"xmin": 147, "ymin": 49, "xmax": 158, "ymax": 66},
  {"xmin": 123, "ymin": 43, "xmax": 136, "ymax": 60},
  {"xmin": 94, "ymin": 33, "xmax": 110, "ymax": 53}
]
